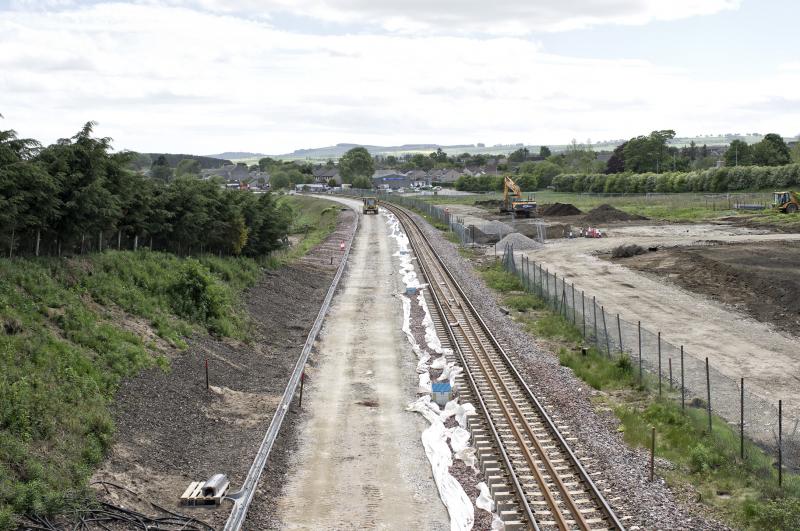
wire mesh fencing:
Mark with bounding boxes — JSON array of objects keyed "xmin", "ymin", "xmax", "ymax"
[
  {"xmin": 343, "ymin": 189, "xmax": 797, "ymax": 478},
  {"xmin": 501, "ymin": 243, "xmax": 798, "ymax": 478}
]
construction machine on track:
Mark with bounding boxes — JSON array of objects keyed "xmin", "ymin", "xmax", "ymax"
[
  {"xmin": 500, "ymin": 175, "xmax": 537, "ymax": 218},
  {"xmin": 773, "ymin": 191, "xmax": 800, "ymax": 213},
  {"xmin": 362, "ymin": 196, "xmax": 379, "ymax": 215}
]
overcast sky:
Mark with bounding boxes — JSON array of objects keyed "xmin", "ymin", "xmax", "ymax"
[{"xmin": 1, "ymin": 0, "xmax": 798, "ymax": 155}]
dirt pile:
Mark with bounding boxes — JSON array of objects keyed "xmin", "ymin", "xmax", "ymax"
[
  {"xmin": 541, "ymin": 203, "xmax": 582, "ymax": 216},
  {"xmin": 474, "ymin": 199, "xmax": 502, "ymax": 208},
  {"xmin": 611, "ymin": 244, "xmax": 647, "ymax": 258},
  {"xmin": 497, "ymin": 232, "xmax": 542, "ymax": 251},
  {"xmin": 583, "ymin": 204, "xmax": 647, "ymax": 222}
]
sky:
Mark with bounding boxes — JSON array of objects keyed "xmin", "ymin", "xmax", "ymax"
[{"xmin": 1, "ymin": 0, "xmax": 799, "ymax": 155}]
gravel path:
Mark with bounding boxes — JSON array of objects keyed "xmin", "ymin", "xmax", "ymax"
[
  {"xmin": 89, "ymin": 209, "xmax": 356, "ymax": 530},
  {"xmin": 407, "ymin": 209, "xmax": 729, "ymax": 531}
]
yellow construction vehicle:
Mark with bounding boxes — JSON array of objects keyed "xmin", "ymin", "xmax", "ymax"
[
  {"xmin": 773, "ymin": 191, "xmax": 800, "ymax": 213},
  {"xmin": 500, "ymin": 175, "xmax": 537, "ymax": 218},
  {"xmin": 362, "ymin": 196, "xmax": 379, "ymax": 215}
]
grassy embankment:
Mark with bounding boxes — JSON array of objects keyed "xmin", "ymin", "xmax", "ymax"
[
  {"xmin": 0, "ymin": 195, "xmax": 340, "ymax": 529},
  {"xmin": 418, "ymin": 191, "xmax": 800, "ymax": 226},
  {"xmin": 461, "ymin": 250, "xmax": 799, "ymax": 530}
]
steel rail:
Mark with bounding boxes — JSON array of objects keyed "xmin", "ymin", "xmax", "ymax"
[
  {"xmin": 399, "ymin": 211, "xmax": 540, "ymax": 530},
  {"xmin": 223, "ymin": 206, "xmax": 359, "ymax": 531},
  {"xmin": 385, "ymin": 201, "xmax": 624, "ymax": 531}
]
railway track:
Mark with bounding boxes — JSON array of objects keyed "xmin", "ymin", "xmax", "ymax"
[{"xmin": 383, "ymin": 202, "xmax": 625, "ymax": 531}]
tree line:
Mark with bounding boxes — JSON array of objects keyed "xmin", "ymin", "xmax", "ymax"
[
  {"xmin": 0, "ymin": 121, "xmax": 290, "ymax": 258},
  {"xmin": 552, "ymin": 163, "xmax": 800, "ymax": 193}
]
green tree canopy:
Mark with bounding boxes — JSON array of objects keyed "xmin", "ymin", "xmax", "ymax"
[
  {"xmin": 339, "ymin": 147, "xmax": 375, "ymax": 183},
  {"xmin": 724, "ymin": 139, "xmax": 753, "ymax": 167},
  {"xmin": 539, "ymin": 146, "xmax": 552, "ymax": 158},
  {"xmin": 175, "ymin": 158, "xmax": 201, "ymax": 177},
  {"xmin": 752, "ymin": 133, "xmax": 790, "ymax": 166},
  {"xmin": 351, "ymin": 175, "xmax": 373, "ymax": 189},
  {"xmin": 151, "ymin": 154, "xmax": 173, "ymax": 181}
]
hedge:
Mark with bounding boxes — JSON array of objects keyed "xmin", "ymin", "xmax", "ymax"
[{"xmin": 552, "ymin": 164, "xmax": 800, "ymax": 193}]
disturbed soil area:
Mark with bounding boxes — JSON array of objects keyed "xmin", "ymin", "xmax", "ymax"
[
  {"xmin": 262, "ymin": 200, "xmax": 448, "ymax": 530},
  {"xmin": 90, "ymin": 209, "xmax": 355, "ymax": 530},
  {"xmin": 408, "ymin": 209, "xmax": 729, "ymax": 530},
  {"xmin": 621, "ymin": 241, "xmax": 800, "ymax": 336}
]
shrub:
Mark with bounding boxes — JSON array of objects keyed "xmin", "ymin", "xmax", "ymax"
[
  {"xmin": 689, "ymin": 443, "xmax": 724, "ymax": 473},
  {"xmin": 167, "ymin": 260, "xmax": 232, "ymax": 330}
]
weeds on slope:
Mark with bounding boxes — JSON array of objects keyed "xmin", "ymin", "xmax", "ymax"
[
  {"xmin": 472, "ymin": 257, "xmax": 800, "ymax": 530},
  {"xmin": 0, "ymin": 252, "xmax": 262, "ymax": 529}
]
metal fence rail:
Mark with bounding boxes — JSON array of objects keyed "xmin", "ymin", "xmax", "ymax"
[
  {"xmin": 337, "ymin": 189, "xmax": 797, "ymax": 478},
  {"xmin": 499, "ymin": 244, "xmax": 799, "ymax": 477}
]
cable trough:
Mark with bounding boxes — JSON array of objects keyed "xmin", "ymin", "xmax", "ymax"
[
  {"xmin": 383, "ymin": 202, "xmax": 625, "ymax": 531},
  {"xmin": 222, "ymin": 206, "xmax": 359, "ymax": 531}
]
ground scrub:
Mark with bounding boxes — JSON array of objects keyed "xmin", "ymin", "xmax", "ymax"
[{"xmin": 0, "ymin": 251, "xmax": 262, "ymax": 529}]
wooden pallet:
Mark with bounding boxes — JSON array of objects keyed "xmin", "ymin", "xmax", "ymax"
[{"xmin": 180, "ymin": 481, "xmax": 228, "ymax": 506}]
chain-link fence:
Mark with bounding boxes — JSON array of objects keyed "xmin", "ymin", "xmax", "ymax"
[{"xmin": 499, "ymin": 243, "xmax": 799, "ymax": 477}]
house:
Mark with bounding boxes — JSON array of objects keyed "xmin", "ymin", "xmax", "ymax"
[
  {"xmin": 201, "ymin": 163, "xmax": 250, "ymax": 182},
  {"xmin": 435, "ymin": 169, "xmax": 462, "ymax": 183},
  {"xmin": 406, "ymin": 170, "xmax": 429, "ymax": 186},
  {"xmin": 372, "ymin": 171, "xmax": 412, "ymax": 190},
  {"xmin": 312, "ymin": 166, "xmax": 341, "ymax": 185}
]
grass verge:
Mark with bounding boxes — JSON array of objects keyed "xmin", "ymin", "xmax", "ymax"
[
  {"xmin": 0, "ymin": 197, "xmax": 346, "ymax": 529},
  {"xmin": 472, "ymin": 258, "xmax": 800, "ymax": 530}
]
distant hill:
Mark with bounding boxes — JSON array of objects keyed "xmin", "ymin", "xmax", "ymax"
[
  {"xmin": 145, "ymin": 153, "xmax": 232, "ymax": 168},
  {"xmin": 206, "ymin": 152, "xmax": 267, "ymax": 160}
]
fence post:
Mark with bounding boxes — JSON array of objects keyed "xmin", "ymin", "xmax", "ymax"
[
  {"xmin": 779, "ymin": 399, "xmax": 783, "ymax": 488},
  {"xmin": 649, "ymin": 427, "xmax": 656, "ymax": 481},
  {"xmin": 668, "ymin": 358, "xmax": 673, "ymax": 390},
  {"xmin": 705, "ymin": 357, "xmax": 712, "ymax": 433},
  {"xmin": 553, "ymin": 272, "xmax": 558, "ymax": 311},
  {"xmin": 740, "ymin": 378, "xmax": 744, "ymax": 461},
  {"xmin": 601, "ymin": 306, "xmax": 611, "ymax": 357},
  {"xmin": 581, "ymin": 291, "xmax": 586, "ymax": 338},
  {"xmin": 680, "ymin": 346, "xmax": 685, "ymax": 412},
  {"xmin": 616, "ymin": 314, "xmax": 623, "ymax": 356},
  {"xmin": 657, "ymin": 332, "xmax": 662, "ymax": 397},
  {"xmin": 638, "ymin": 321, "xmax": 643, "ymax": 382},
  {"xmin": 571, "ymin": 283, "xmax": 576, "ymax": 325},
  {"xmin": 593, "ymin": 297, "xmax": 599, "ymax": 349}
]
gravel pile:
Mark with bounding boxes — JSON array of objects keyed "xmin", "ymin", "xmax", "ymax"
[
  {"xmin": 496, "ymin": 232, "xmax": 542, "ymax": 251},
  {"xmin": 409, "ymin": 210, "xmax": 728, "ymax": 531}
]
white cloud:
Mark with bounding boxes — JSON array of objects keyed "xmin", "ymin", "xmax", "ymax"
[
  {"xmin": 0, "ymin": 1, "xmax": 796, "ymax": 154},
  {"xmin": 158, "ymin": 0, "xmax": 742, "ymax": 34}
]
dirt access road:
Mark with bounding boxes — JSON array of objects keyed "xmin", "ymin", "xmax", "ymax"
[
  {"xmin": 260, "ymin": 196, "xmax": 449, "ymax": 530},
  {"xmin": 519, "ymin": 222, "xmax": 800, "ymax": 417}
]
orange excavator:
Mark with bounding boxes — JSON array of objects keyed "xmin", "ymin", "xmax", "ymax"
[
  {"xmin": 500, "ymin": 175, "xmax": 537, "ymax": 218},
  {"xmin": 773, "ymin": 191, "xmax": 800, "ymax": 213}
]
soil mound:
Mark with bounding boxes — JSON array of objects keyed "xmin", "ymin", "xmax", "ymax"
[
  {"xmin": 474, "ymin": 199, "xmax": 502, "ymax": 208},
  {"xmin": 611, "ymin": 244, "xmax": 647, "ymax": 258},
  {"xmin": 583, "ymin": 204, "xmax": 647, "ymax": 223},
  {"xmin": 541, "ymin": 203, "xmax": 582, "ymax": 216},
  {"xmin": 496, "ymin": 232, "xmax": 542, "ymax": 251}
]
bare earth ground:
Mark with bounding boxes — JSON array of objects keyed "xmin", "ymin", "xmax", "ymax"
[
  {"xmin": 514, "ymin": 222, "xmax": 800, "ymax": 417},
  {"xmin": 621, "ymin": 241, "xmax": 800, "ymax": 337},
  {"xmin": 260, "ymin": 199, "xmax": 448, "ymax": 530},
  {"xmin": 89, "ymin": 209, "xmax": 355, "ymax": 530}
]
